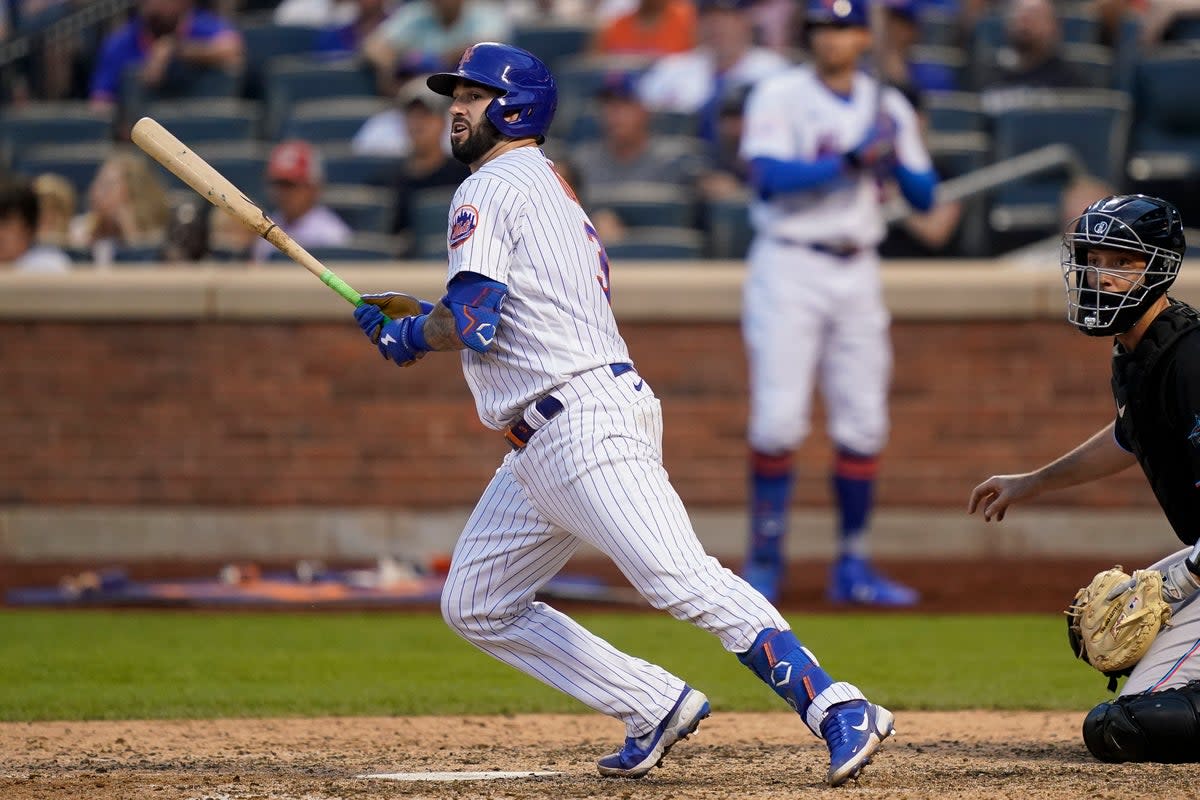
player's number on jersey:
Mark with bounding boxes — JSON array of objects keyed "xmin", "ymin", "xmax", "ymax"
[{"xmin": 584, "ymin": 222, "xmax": 612, "ymax": 304}]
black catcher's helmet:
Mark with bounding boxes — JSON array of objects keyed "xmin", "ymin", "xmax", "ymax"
[{"xmin": 1061, "ymin": 194, "xmax": 1186, "ymax": 336}]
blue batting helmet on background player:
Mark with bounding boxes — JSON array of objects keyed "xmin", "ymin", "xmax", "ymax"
[
  {"xmin": 806, "ymin": 0, "xmax": 870, "ymax": 26},
  {"xmin": 427, "ymin": 43, "xmax": 558, "ymax": 142}
]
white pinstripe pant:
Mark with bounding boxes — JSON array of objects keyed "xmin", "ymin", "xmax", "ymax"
[{"xmin": 441, "ymin": 365, "xmax": 789, "ymax": 737}]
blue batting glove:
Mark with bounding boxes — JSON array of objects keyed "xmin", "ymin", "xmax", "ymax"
[{"xmin": 354, "ymin": 304, "xmax": 431, "ymax": 367}]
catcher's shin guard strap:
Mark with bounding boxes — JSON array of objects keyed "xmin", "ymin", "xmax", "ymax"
[
  {"xmin": 1083, "ymin": 682, "xmax": 1200, "ymax": 763},
  {"xmin": 737, "ymin": 628, "xmax": 852, "ymax": 736}
]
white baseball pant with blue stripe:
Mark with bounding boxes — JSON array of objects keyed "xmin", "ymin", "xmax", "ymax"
[
  {"xmin": 441, "ymin": 364, "xmax": 790, "ymax": 737},
  {"xmin": 1122, "ymin": 547, "xmax": 1200, "ymax": 695}
]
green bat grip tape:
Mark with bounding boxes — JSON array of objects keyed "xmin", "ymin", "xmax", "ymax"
[
  {"xmin": 320, "ymin": 269, "xmax": 393, "ymax": 322},
  {"xmin": 320, "ymin": 270, "xmax": 362, "ymax": 306}
]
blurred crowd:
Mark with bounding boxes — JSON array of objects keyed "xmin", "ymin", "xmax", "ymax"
[{"xmin": 1, "ymin": 0, "xmax": 1200, "ymax": 269}]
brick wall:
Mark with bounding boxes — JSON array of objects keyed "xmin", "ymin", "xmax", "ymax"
[{"xmin": 0, "ymin": 318, "xmax": 1157, "ymax": 509}]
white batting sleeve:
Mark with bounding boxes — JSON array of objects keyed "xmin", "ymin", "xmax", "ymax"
[
  {"xmin": 884, "ymin": 87, "xmax": 933, "ymax": 173},
  {"xmin": 445, "ymin": 175, "xmax": 528, "ymax": 286}
]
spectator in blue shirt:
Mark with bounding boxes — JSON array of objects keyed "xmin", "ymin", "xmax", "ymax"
[{"xmin": 89, "ymin": 0, "xmax": 244, "ymax": 112}]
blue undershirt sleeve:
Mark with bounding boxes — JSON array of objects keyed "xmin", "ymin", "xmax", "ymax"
[
  {"xmin": 893, "ymin": 165, "xmax": 938, "ymax": 212},
  {"xmin": 750, "ymin": 156, "xmax": 846, "ymax": 199}
]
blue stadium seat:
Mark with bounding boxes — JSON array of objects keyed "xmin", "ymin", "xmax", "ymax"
[
  {"xmin": 705, "ymin": 195, "xmax": 754, "ymax": 260},
  {"xmin": 13, "ymin": 142, "xmax": 110, "ymax": 197},
  {"xmin": 603, "ymin": 227, "xmax": 705, "ymax": 261},
  {"xmin": 240, "ymin": 23, "xmax": 322, "ymax": 100},
  {"xmin": 1060, "ymin": 43, "xmax": 1114, "ymax": 88},
  {"xmin": 321, "ymin": 146, "xmax": 403, "ymax": 187},
  {"xmin": 0, "ymin": 102, "xmax": 112, "ymax": 166},
  {"xmin": 1127, "ymin": 50, "xmax": 1200, "ymax": 180},
  {"xmin": 987, "ymin": 89, "xmax": 1130, "ymax": 240},
  {"xmin": 323, "ymin": 184, "xmax": 395, "ymax": 234},
  {"xmin": 120, "ymin": 64, "xmax": 242, "ymax": 124},
  {"xmin": 512, "ymin": 23, "xmax": 593, "ymax": 73},
  {"xmin": 565, "ymin": 109, "xmax": 700, "ymax": 143},
  {"xmin": 909, "ymin": 45, "xmax": 967, "ymax": 91},
  {"xmin": 411, "ymin": 186, "xmax": 458, "ymax": 258},
  {"xmin": 264, "ymin": 58, "xmax": 377, "ymax": 139},
  {"xmin": 280, "ymin": 97, "xmax": 390, "ymax": 144},
  {"xmin": 113, "ymin": 242, "xmax": 166, "ymax": 264},
  {"xmin": 1061, "ymin": 11, "xmax": 1103, "ymax": 44},
  {"xmin": 925, "ymin": 91, "xmax": 985, "ymax": 133},
  {"xmin": 588, "ymin": 183, "xmax": 694, "ymax": 228},
  {"xmin": 145, "ymin": 99, "xmax": 262, "ymax": 143}
]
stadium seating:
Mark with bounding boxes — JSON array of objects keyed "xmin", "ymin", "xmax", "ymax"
[
  {"xmin": 1126, "ymin": 49, "xmax": 1200, "ymax": 181},
  {"xmin": 565, "ymin": 110, "xmax": 700, "ymax": 143},
  {"xmin": 240, "ymin": 23, "xmax": 322, "ymax": 100},
  {"xmin": 987, "ymin": 89, "xmax": 1130, "ymax": 244},
  {"xmin": 411, "ymin": 186, "xmax": 459, "ymax": 258},
  {"xmin": 925, "ymin": 91, "xmax": 986, "ymax": 133},
  {"xmin": 512, "ymin": 23, "xmax": 593, "ymax": 74},
  {"xmin": 280, "ymin": 97, "xmax": 391, "ymax": 144},
  {"xmin": 145, "ymin": 98, "xmax": 262, "ymax": 143},
  {"xmin": 323, "ymin": 184, "xmax": 396, "ymax": 235},
  {"xmin": 14, "ymin": 142, "xmax": 110, "ymax": 197},
  {"xmin": 917, "ymin": 9, "xmax": 960, "ymax": 47},
  {"xmin": 321, "ymin": 145, "xmax": 403, "ymax": 187},
  {"xmin": 1060, "ymin": 43, "xmax": 1115, "ymax": 89},
  {"xmin": 263, "ymin": 57, "xmax": 377, "ymax": 139},
  {"xmin": 705, "ymin": 194, "xmax": 754, "ymax": 260},
  {"xmin": 120, "ymin": 64, "xmax": 242, "ymax": 124},
  {"xmin": 588, "ymin": 183, "xmax": 695, "ymax": 229},
  {"xmin": 603, "ymin": 227, "xmax": 706, "ymax": 260},
  {"xmin": 0, "ymin": 102, "xmax": 112, "ymax": 166}
]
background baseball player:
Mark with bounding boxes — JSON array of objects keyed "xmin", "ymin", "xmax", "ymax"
[
  {"xmin": 352, "ymin": 42, "xmax": 895, "ymax": 787},
  {"xmin": 738, "ymin": 0, "xmax": 938, "ymax": 605},
  {"xmin": 970, "ymin": 194, "xmax": 1200, "ymax": 763}
]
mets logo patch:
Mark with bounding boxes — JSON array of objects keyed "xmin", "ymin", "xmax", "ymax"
[
  {"xmin": 1188, "ymin": 414, "xmax": 1200, "ymax": 448},
  {"xmin": 449, "ymin": 204, "xmax": 479, "ymax": 250}
]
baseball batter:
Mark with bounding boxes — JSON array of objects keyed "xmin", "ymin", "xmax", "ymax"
[
  {"xmin": 970, "ymin": 194, "xmax": 1200, "ymax": 763},
  {"xmin": 738, "ymin": 0, "xmax": 938, "ymax": 606},
  {"xmin": 351, "ymin": 42, "xmax": 895, "ymax": 786}
]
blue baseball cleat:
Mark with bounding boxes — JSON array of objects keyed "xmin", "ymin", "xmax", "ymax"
[
  {"xmin": 826, "ymin": 555, "xmax": 919, "ymax": 607},
  {"xmin": 596, "ymin": 686, "xmax": 710, "ymax": 779},
  {"xmin": 820, "ymin": 699, "xmax": 895, "ymax": 787}
]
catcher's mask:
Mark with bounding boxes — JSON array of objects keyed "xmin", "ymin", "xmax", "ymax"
[{"xmin": 1061, "ymin": 194, "xmax": 1185, "ymax": 337}]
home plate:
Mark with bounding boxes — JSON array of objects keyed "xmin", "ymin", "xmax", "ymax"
[{"xmin": 358, "ymin": 771, "xmax": 563, "ymax": 782}]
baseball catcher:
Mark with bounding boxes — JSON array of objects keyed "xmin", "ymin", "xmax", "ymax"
[{"xmin": 970, "ymin": 195, "xmax": 1200, "ymax": 763}]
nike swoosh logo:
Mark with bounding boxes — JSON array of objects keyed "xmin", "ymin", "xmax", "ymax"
[
  {"xmin": 633, "ymin": 380, "xmax": 644, "ymax": 391},
  {"xmin": 851, "ymin": 714, "xmax": 870, "ymax": 731},
  {"xmin": 1117, "ymin": 404, "xmax": 1126, "ymax": 417}
]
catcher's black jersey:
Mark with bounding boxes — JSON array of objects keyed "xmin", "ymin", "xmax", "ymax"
[{"xmin": 1112, "ymin": 299, "xmax": 1200, "ymax": 545}]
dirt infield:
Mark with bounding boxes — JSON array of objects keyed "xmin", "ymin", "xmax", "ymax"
[{"xmin": 1, "ymin": 711, "xmax": 1190, "ymax": 800}]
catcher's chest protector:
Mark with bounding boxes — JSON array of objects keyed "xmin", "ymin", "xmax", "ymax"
[{"xmin": 1112, "ymin": 301, "xmax": 1200, "ymax": 542}]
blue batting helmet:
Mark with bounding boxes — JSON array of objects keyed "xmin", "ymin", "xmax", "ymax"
[
  {"xmin": 427, "ymin": 43, "xmax": 558, "ymax": 141},
  {"xmin": 806, "ymin": 0, "xmax": 870, "ymax": 27}
]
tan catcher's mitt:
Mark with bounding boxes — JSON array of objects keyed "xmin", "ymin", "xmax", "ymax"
[{"xmin": 1066, "ymin": 566, "xmax": 1173, "ymax": 691}]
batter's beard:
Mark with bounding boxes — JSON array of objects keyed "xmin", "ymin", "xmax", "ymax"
[{"xmin": 452, "ymin": 117, "xmax": 503, "ymax": 165}]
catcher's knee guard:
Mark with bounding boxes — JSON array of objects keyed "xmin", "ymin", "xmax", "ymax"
[{"xmin": 1083, "ymin": 682, "xmax": 1200, "ymax": 763}]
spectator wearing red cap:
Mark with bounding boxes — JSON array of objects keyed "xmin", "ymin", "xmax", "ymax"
[{"xmin": 252, "ymin": 141, "xmax": 352, "ymax": 263}]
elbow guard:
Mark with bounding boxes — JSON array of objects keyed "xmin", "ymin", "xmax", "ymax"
[{"xmin": 442, "ymin": 277, "xmax": 507, "ymax": 354}]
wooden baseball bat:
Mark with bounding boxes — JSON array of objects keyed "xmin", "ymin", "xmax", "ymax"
[{"xmin": 130, "ymin": 116, "xmax": 365, "ymax": 308}]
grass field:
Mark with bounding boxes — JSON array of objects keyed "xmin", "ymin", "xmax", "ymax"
[{"xmin": 0, "ymin": 610, "xmax": 1101, "ymax": 721}]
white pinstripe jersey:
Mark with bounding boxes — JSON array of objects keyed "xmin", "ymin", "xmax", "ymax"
[
  {"xmin": 446, "ymin": 146, "xmax": 630, "ymax": 430},
  {"xmin": 739, "ymin": 65, "xmax": 931, "ymax": 247}
]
